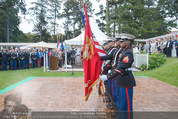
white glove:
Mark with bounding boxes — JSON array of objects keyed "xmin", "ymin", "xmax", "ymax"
[{"xmin": 99, "ymin": 75, "xmax": 108, "ymax": 82}]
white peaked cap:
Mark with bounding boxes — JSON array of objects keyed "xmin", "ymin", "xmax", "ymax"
[
  {"xmin": 120, "ymin": 33, "xmax": 135, "ymax": 39},
  {"xmin": 107, "ymin": 36, "xmax": 114, "ymax": 40},
  {"xmin": 115, "ymin": 34, "xmax": 121, "ymax": 39}
]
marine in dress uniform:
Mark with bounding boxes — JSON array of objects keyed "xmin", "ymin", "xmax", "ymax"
[
  {"xmin": 100, "ymin": 33, "xmax": 136, "ymax": 114},
  {"xmin": 8, "ymin": 49, "xmax": 13, "ymax": 70},
  {"xmin": 101, "ymin": 38, "xmax": 116, "ymax": 98},
  {"xmin": 31, "ymin": 50, "xmax": 37, "ymax": 68},
  {"xmin": 18, "ymin": 50, "xmax": 25, "ymax": 69},
  {"xmin": 110, "ymin": 34, "xmax": 123, "ymax": 108},
  {"xmin": 1, "ymin": 48, "xmax": 8, "ymax": 71}
]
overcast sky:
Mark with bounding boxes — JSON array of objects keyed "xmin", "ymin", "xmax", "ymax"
[{"xmin": 19, "ymin": 0, "xmax": 106, "ymax": 34}]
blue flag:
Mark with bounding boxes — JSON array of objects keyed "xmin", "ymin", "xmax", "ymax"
[{"xmin": 80, "ymin": 11, "xmax": 86, "ymax": 28}]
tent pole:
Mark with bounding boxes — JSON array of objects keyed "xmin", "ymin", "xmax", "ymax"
[{"xmin": 46, "ymin": 49, "xmax": 48, "ymax": 71}]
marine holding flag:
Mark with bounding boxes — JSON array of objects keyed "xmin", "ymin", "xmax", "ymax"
[
  {"xmin": 83, "ymin": 3, "xmax": 105, "ymax": 101},
  {"xmin": 100, "ymin": 33, "xmax": 136, "ymax": 114}
]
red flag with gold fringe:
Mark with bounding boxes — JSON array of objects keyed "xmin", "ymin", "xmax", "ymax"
[{"xmin": 83, "ymin": 3, "xmax": 105, "ymax": 101}]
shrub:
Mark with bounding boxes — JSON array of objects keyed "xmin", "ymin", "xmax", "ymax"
[
  {"xmin": 140, "ymin": 50, "xmax": 146, "ymax": 54},
  {"xmin": 139, "ymin": 64, "xmax": 147, "ymax": 71},
  {"xmin": 138, "ymin": 53, "xmax": 166, "ymax": 71},
  {"xmin": 148, "ymin": 53, "xmax": 166, "ymax": 70}
]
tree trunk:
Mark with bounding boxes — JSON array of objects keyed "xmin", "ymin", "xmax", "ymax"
[
  {"xmin": 40, "ymin": 26, "xmax": 42, "ymax": 41},
  {"xmin": 54, "ymin": 2, "xmax": 57, "ymax": 39},
  {"xmin": 106, "ymin": 0, "xmax": 110, "ymax": 36},
  {"xmin": 79, "ymin": 0, "xmax": 82, "ymax": 30},
  {"xmin": 6, "ymin": 19, "xmax": 10, "ymax": 42}
]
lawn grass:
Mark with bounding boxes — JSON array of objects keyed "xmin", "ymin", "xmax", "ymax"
[
  {"xmin": 134, "ymin": 57, "xmax": 178, "ymax": 87},
  {"xmin": 0, "ymin": 68, "xmax": 84, "ymax": 90},
  {"xmin": 0, "ymin": 57, "xmax": 177, "ymax": 91}
]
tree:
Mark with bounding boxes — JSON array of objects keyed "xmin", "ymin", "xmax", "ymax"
[
  {"xmin": 96, "ymin": 0, "xmax": 176, "ymax": 39},
  {"xmin": 25, "ymin": 33, "xmax": 40, "ymax": 42},
  {"xmin": 28, "ymin": 0, "xmax": 49, "ymax": 41},
  {"xmin": 47, "ymin": 0, "xmax": 62, "ymax": 41},
  {"xmin": 62, "ymin": 0, "xmax": 93, "ymax": 40},
  {"xmin": 111, "ymin": 0, "xmax": 176, "ymax": 38},
  {"xmin": 0, "ymin": 0, "xmax": 26, "ymax": 42},
  {"xmin": 11, "ymin": 30, "xmax": 28, "ymax": 42},
  {"xmin": 158, "ymin": 0, "xmax": 178, "ymax": 22},
  {"xmin": 95, "ymin": 4, "xmax": 106, "ymax": 33}
]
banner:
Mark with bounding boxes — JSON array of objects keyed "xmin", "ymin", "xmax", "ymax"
[{"xmin": 83, "ymin": 3, "xmax": 105, "ymax": 101}]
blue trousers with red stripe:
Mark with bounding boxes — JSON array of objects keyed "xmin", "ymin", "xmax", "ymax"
[
  {"xmin": 105, "ymin": 79, "xmax": 112, "ymax": 94},
  {"xmin": 113, "ymin": 79, "xmax": 120, "ymax": 108},
  {"xmin": 119, "ymin": 87, "xmax": 133, "ymax": 111},
  {"xmin": 104, "ymin": 79, "xmax": 113, "ymax": 102}
]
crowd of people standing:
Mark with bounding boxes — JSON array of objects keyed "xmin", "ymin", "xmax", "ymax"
[
  {"xmin": 136, "ymin": 36, "xmax": 178, "ymax": 57},
  {"xmin": 0, "ymin": 48, "xmax": 45, "ymax": 71},
  {"xmin": 0, "ymin": 47, "xmax": 84, "ymax": 71}
]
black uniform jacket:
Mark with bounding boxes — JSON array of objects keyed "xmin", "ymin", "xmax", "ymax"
[
  {"xmin": 100, "ymin": 47, "xmax": 116, "ymax": 74},
  {"xmin": 107, "ymin": 48, "xmax": 136, "ymax": 87}
]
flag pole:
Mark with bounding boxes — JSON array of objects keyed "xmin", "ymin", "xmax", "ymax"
[{"xmin": 101, "ymin": 81, "xmax": 107, "ymax": 104}]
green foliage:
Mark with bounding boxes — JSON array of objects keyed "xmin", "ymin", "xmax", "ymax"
[
  {"xmin": 0, "ymin": 0, "xmax": 26, "ymax": 42},
  {"xmin": 139, "ymin": 64, "xmax": 147, "ymax": 71},
  {"xmin": 62, "ymin": 0, "xmax": 94, "ymax": 40},
  {"xmin": 140, "ymin": 50, "xmax": 146, "ymax": 54},
  {"xmin": 148, "ymin": 53, "xmax": 166, "ymax": 70},
  {"xmin": 0, "ymin": 0, "xmax": 177, "ymax": 43},
  {"xmin": 28, "ymin": 0, "xmax": 49, "ymax": 41},
  {"xmin": 97, "ymin": 0, "xmax": 177, "ymax": 38},
  {"xmin": 95, "ymin": 4, "xmax": 106, "ymax": 33},
  {"xmin": 139, "ymin": 53, "xmax": 166, "ymax": 71},
  {"xmin": 135, "ymin": 58, "xmax": 178, "ymax": 87},
  {"xmin": 47, "ymin": 0, "xmax": 62, "ymax": 37},
  {"xmin": 158, "ymin": 0, "xmax": 178, "ymax": 22}
]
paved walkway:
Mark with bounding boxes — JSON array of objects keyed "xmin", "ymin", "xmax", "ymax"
[
  {"xmin": 48, "ymin": 67, "xmax": 140, "ymax": 72},
  {"xmin": 0, "ymin": 77, "xmax": 177, "ymax": 111}
]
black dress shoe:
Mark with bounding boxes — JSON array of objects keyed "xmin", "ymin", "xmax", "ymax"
[{"xmin": 107, "ymin": 103, "xmax": 113, "ymax": 109}]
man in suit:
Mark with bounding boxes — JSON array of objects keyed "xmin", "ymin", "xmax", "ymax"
[
  {"xmin": 166, "ymin": 37, "xmax": 173, "ymax": 57},
  {"xmin": 175, "ymin": 37, "xmax": 178, "ymax": 58}
]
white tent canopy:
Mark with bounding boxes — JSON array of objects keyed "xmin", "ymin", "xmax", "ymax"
[
  {"xmin": 64, "ymin": 18, "xmax": 109, "ymax": 46},
  {"xmin": 27, "ymin": 41, "xmax": 56, "ymax": 48}
]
